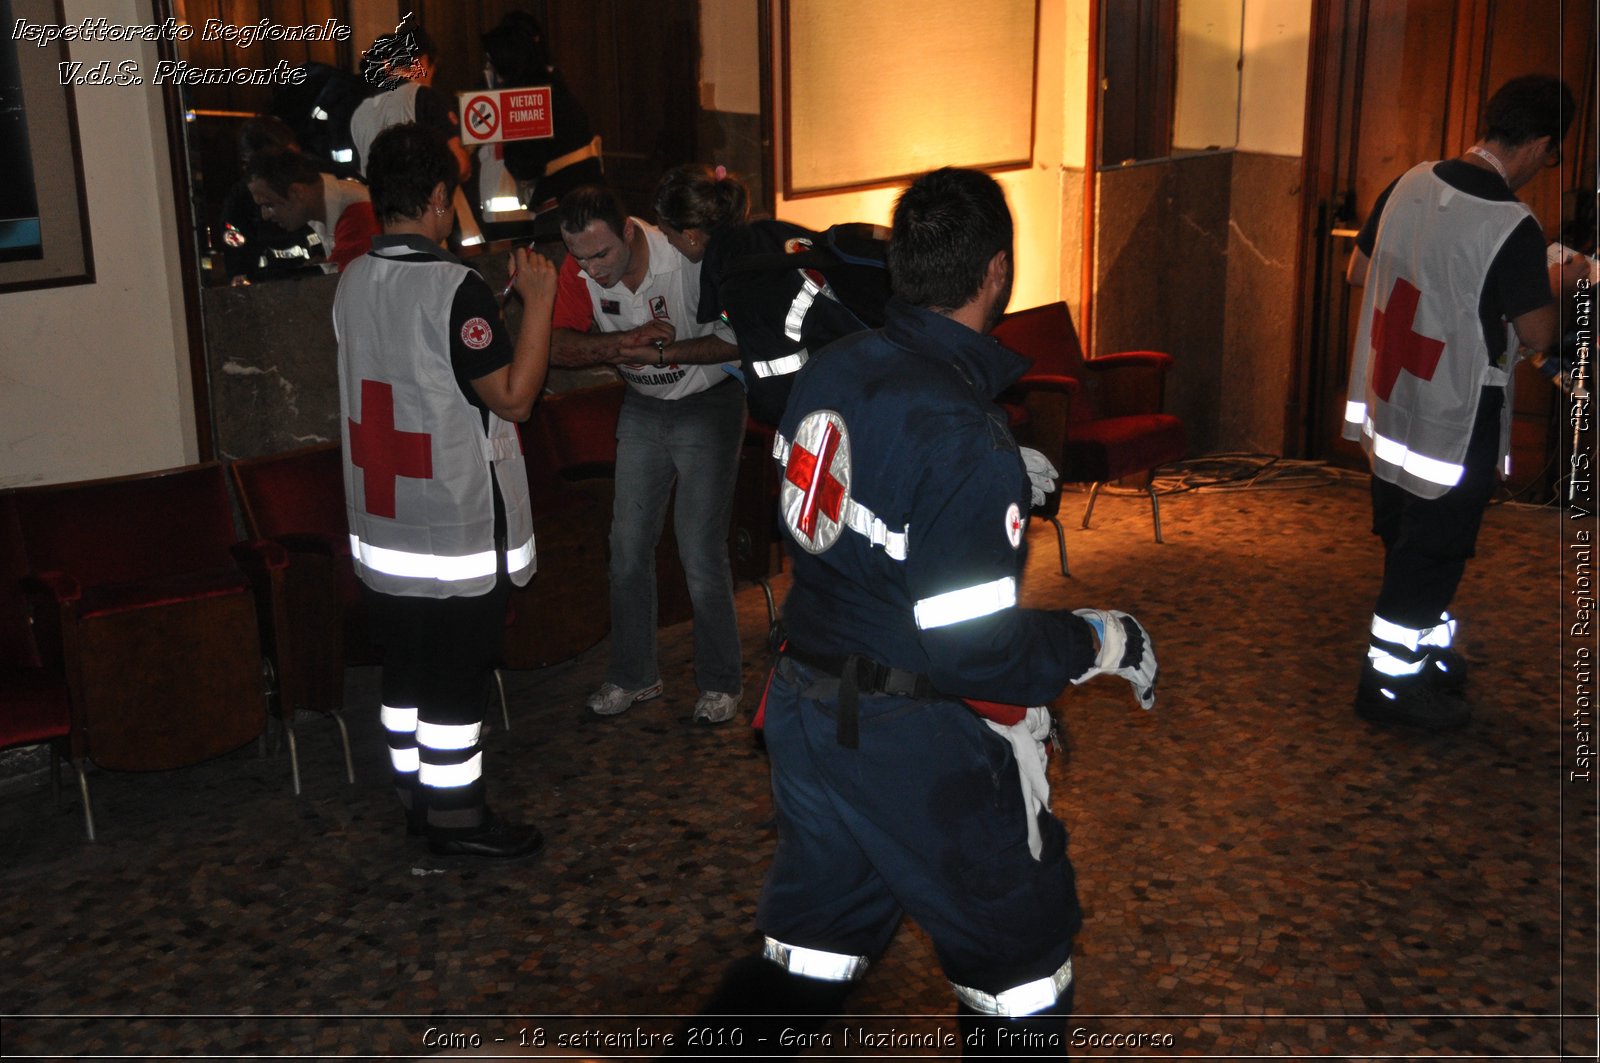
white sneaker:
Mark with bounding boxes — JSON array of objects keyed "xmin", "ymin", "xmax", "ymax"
[
  {"xmin": 692, "ymin": 689, "xmax": 741, "ymax": 725},
  {"xmin": 586, "ymin": 680, "xmax": 664, "ymax": 717}
]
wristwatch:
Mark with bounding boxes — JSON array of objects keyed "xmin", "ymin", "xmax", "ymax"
[{"xmin": 654, "ymin": 339, "xmax": 666, "ymax": 368}]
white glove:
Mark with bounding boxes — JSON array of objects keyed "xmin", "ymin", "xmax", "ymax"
[
  {"xmin": 1019, "ymin": 447, "xmax": 1058, "ymax": 508},
  {"xmin": 1071, "ymin": 609, "xmax": 1157, "ymax": 709},
  {"xmin": 984, "ymin": 705, "xmax": 1053, "ymax": 860}
]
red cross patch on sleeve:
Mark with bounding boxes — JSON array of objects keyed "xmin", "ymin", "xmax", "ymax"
[{"xmin": 460, "ymin": 317, "xmax": 493, "ymax": 350}]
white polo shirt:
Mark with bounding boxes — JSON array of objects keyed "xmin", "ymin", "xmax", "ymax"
[{"xmin": 557, "ymin": 218, "xmax": 738, "ymax": 401}]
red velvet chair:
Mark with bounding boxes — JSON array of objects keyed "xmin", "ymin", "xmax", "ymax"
[
  {"xmin": 7, "ymin": 463, "xmax": 282, "ymax": 823},
  {"xmin": 993, "ymin": 301, "xmax": 1186, "ymax": 576},
  {"xmin": 0, "ymin": 492, "xmax": 94, "ymax": 839},
  {"xmin": 230, "ymin": 443, "xmax": 360, "ymax": 790}
]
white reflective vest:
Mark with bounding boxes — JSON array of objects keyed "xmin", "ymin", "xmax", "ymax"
[
  {"xmin": 1343, "ymin": 164, "xmax": 1531, "ymax": 499},
  {"xmin": 335, "ymin": 247, "xmax": 535, "ymax": 598}
]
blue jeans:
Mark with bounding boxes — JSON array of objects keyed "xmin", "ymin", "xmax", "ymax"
[{"xmin": 607, "ymin": 379, "xmax": 746, "ymax": 694}]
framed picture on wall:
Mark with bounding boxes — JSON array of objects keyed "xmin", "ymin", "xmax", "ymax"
[
  {"xmin": 0, "ymin": 0, "xmax": 94, "ymax": 293},
  {"xmin": 780, "ymin": 0, "xmax": 1037, "ymax": 197}
]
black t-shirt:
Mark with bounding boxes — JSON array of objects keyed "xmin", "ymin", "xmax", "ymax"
[{"xmin": 1357, "ymin": 159, "xmax": 1551, "ymax": 360}]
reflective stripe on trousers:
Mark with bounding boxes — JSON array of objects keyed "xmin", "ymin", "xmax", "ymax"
[
  {"xmin": 762, "ymin": 936, "xmax": 869, "ymax": 982},
  {"xmin": 950, "ymin": 955, "xmax": 1074, "ymax": 1017}
]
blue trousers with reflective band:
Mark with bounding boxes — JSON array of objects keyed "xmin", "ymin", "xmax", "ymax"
[
  {"xmin": 362, "ymin": 576, "xmax": 509, "ymax": 836},
  {"xmin": 757, "ymin": 657, "xmax": 1081, "ymax": 998},
  {"xmin": 1371, "ymin": 387, "xmax": 1502, "ymax": 629}
]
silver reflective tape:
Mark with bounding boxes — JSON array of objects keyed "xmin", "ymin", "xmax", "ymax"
[
  {"xmin": 1366, "ymin": 425, "xmax": 1465, "ymax": 488},
  {"xmin": 380, "ymin": 704, "xmax": 418, "ymax": 733},
  {"xmin": 914, "ymin": 576, "xmax": 1017, "ymax": 630},
  {"xmin": 784, "ymin": 278, "xmax": 822, "ymax": 341},
  {"xmin": 951, "ymin": 956, "xmax": 1073, "ymax": 1017},
  {"xmin": 762, "ymin": 937, "xmax": 868, "ymax": 982},
  {"xmin": 418, "ymin": 752, "xmax": 483, "ymax": 789},
  {"xmin": 1370, "ymin": 614, "xmax": 1425, "ymax": 651},
  {"xmin": 751, "ymin": 351, "xmax": 808, "ymax": 378},
  {"xmin": 351, "ymin": 533, "xmax": 499, "ymax": 582},
  {"xmin": 389, "ymin": 747, "xmax": 420, "ymax": 773},
  {"xmin": 1368, "ymin": 646, "xmax": 1425, "ymax": 677},
  {"xmin": 416, "ymin": 720, "xmax": 481, "ymax": 752}
]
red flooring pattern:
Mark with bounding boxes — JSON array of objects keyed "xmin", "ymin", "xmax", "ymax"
[{"xmin": 0, "ymin": 477, "xmax": 1593, "ymax": 1060}]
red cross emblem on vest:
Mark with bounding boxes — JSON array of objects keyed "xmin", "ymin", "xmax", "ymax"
[
  {"xmin": 1370, "ymin": 278, "xmax": 1446, "ymax": 401},
  {"xmin": 348, "ymin": 379, "xmax": 433, "ymax": 519},
  {"xmin": 781, "ymin": 410, "xmax": 852, "ymax": 553}
]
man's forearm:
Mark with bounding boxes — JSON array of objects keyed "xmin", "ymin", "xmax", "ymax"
[
  {"xmin": 665, "ymin": 335, "xmax": 739, "ymax": 366},
  {"xmin": 550, "ymin": 327, "xmax": 623, "ymax": 367}
]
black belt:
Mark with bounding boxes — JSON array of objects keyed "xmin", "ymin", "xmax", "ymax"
[{"xmin": 782, "ymin": 645, "xmax": 938, "ymax": 749}]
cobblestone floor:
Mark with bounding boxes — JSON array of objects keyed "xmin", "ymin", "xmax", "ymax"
[{"xmin": 1, "ymin": 476, "xmax": 1593, "ymax": 1060}]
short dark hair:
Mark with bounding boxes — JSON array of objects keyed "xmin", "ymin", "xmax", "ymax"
[
  {"xmin": 888, "ymin": 167, "xmax": 1013, "ymax": 311},
  {"xmin": 559, "ymin": 185, "xmax": 628, "ymax": 239},
  {"xmin": 361, "ymin": 18, "xmax": 437, "ymax": 88},
  {"xmin": 245, "ymin": 146, "xmax": 320, "ymax": 197},
  {"xmin": 1484, "ymin": 75, "xmax": 1576, "ymax": 147},
  {"xmin": 654, "ymin": 163, "xmax": 749, "ymax": 236},
  {"xmin": 366, "ymin": 123, "xmax": 459, "ymax": 223}
]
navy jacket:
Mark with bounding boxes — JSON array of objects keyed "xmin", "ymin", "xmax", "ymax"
[{"xmin": 777, "ymin": 298, "xmax": 1096, "ymax": 706}]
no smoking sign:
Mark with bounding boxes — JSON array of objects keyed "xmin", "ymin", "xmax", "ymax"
[{"xmin": 458, "ymin": 86, "xmax": 554, "ymax": 146}]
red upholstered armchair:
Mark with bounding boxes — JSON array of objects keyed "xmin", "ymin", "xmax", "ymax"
[
  {"xmin": 993, "ymin": 302, "xmax": 1186, "ymax": 576},
  {"xmin": 7, "ymin": 463, "xmax": 282, "ymax": 825},
  {"xmin": 0, "ymin": 492, "xmax": 94, "ymax": 839},
  {"xmin": 231, "ymin": 443, "xmax": 361, "ymax": 790}
]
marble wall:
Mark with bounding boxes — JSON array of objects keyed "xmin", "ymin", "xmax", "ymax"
[{"xmin": 1091, "ymin": 150, "xmax": 1302, "ymax": 456}]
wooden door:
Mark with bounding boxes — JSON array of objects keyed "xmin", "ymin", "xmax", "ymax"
[{"xmin": 1293, "ymin": 0, "xmax": 1595, "ymax": 496}]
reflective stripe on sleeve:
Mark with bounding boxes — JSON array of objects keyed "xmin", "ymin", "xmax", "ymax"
[
  {"xmin": 416, "ymin": 720, "xmax": 482, "ymax": 752},
  {"xmin": 762, "ymin": 937, "xmax": 868, "ymax": 982},
  {"xmin": 751, "ymin": 350, "xmax": 809, "ymax": 378},
  {"xmin": 784, "ymin": 277, "xmax": 824, "ymax": 341},
  {"xmin": 1343, "ymin": 400, "xmax": 1366, "ymax": 427},
  {"xmin": 389, "ymin": 747, "xmax": 420, "ymax": 773},
  {"xmin": 913, "ymin": 576, "xmax": 1017, "ymax": 630},
  {"xmin": 950, "ymin": 956, "xmax": 1073, "ymax": 1017},
  {"xmin": 351, "ymin": 533, "xmax": 499, "ymax": 582},
  {"xmin": 418, "ymin": 752, "xmax": 483, "ymax": 790}
]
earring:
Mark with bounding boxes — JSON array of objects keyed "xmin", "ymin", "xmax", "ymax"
[{"xmin": 435, "ymin": 206, "xmax": 447, "ymax": 216}]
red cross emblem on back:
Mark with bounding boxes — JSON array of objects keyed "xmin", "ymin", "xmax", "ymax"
[
  {"xmin": 786, "ymin": 421, "xmax": 845, "ymax": 538},
  {"xmin": 1370, "ymin": 278, "xmax": 1446, "ymax": 401},
  {"xmin": 349, "ymin": 379, "xmax": 433, "ymax": 519}
]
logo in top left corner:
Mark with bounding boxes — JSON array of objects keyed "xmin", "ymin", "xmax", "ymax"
[{"xmin": 460, "ymin": 317, "xmax": 493, "ymax": 350}]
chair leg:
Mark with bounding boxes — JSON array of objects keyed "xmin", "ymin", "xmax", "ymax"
[
  {"xmin": 1044, "ymin": 513, "xmax": 1070, "ymax": 577},
  {"xmin": 1147, "ymin": 483, "xmax": 1165, "ymax": 543},
  {"xmin": 284, "ymin": 719, "xmax": 302, "ymax": 796},
  {"xmin": 331, "ymin": 710, "xmax": 356, "ymax": 785},
  {"xmin": 1081, "ymin": 482, "xmax": 1104, "ymax": 530},
  {"xmin": 73, "ymin": 759, "xmax": 96, "ymax": 842},
  {"xmin": 495, "ymin": 668, "xmax": 511, "ymax": 732},
  {"xmin": 759, "ymin": 577, "xmax": 777, "ymax": 626},
  {"xmin": 49, "ymin": 743, "xmax": 62, "ymax": 807}
]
